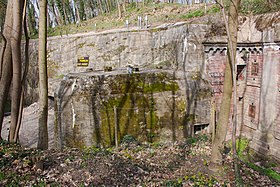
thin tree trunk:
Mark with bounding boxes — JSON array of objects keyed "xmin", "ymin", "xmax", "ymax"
[
  {"xmin": 62, "ymin": 1, "xmax": 68, "ymax": 24},
  {"xmin": 9, "ymin": 1, "xmax": 23, "ymax": 142},
  {"xmin": 0, "ymin": 44, "xmax": 12, "ymax": 137},
  {"xmin": 0, "ymin": 29, "xmax": 6, "ymax": 79},
  {"xmin": 0, "ymin": 0, "xmax": 13, "ymax": 138},
  {"xmin": 14, "ymin": 0, "xmax": 30, "ymax": 143},
  {"xmin": 210, "ymin": 0, "xmax": 240, "ymax": 174},
  {"xmin": 117, "ymin": 0, "xmax": 122, "ymax": 19},
  {"xmin": 49, "ymin": 0, "xmax": 59, "ymax": 26},
  {"xmin": 122, "ymin": 0, "xmax": 126, "ymax": 13},
  {"xmin": 37, "ymin": 0, "xmax": 48, "ymax": 150},
  {"xmin": 98, "ymin": 0, "xmax": 104, "ymax": 15},
  {"xmin": 226, "ymin": 0, "xmax": 242, "ymax": 184},
  {"xmin": 105, "ymin": 0, "xmax": 110, "ymax": 13},
  {"xmin": 74, "ymin": 0, "xmax": 81, "ymax": 23},
  {"xmin": 106, "ymin": 0, "xmax": 111, "ymax": 12}
]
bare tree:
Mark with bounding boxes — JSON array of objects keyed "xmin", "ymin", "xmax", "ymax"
[
  {"xmin": 0, "ymin": 1, "xmax": 13, "ymax": 138},
  {"xmin": 0, "ymin": 1, "xmax": 25, "ymax": 141},
  {"xmin": 14, "ymin": 0, "xmax": 30, "ymax": 143},
  {"xmin": 209, "ymin": 0, "xmax": 240, "ymax": 174},
  {"xmin": 37, "ymin": 0, "xmax": 49, "ymax": 150},
  {"xmin": 8, "ymin": 1, "xmax": 25, "ymax": 142}
]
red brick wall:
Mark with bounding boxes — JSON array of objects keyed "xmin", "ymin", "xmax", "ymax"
[
  {"xmin": 205, "ymin": 43, "xmax": 280, "ymax": 159},
  {"xmin": 206, "ymin": 49, "xmax": 226, "ymax": 110},
  {"xmin": 243, "ymin": 52, "xmax": 263, "ymax": 130},
  {"xmin": 205, "ymin": 46, "xmax": 264, "ymax": 139}
]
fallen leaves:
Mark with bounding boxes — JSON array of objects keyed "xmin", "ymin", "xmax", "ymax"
[{"xmin": 0, "ymin": 137, "xmax": 279, "ymax": 186}]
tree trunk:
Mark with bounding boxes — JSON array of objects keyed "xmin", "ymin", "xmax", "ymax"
[
  {"xmin": 117, "ymin": 0, "xmax": 122, "ymax": 19},
  {"xmin": 62, "ymin": 0, "xmax": 68, "ymax": 24},
  {"xmin": 0, "ymin": 29, "xmax": 6, "ymax": 78},
  {"xmin": 37, "ymin": 0, "xmax": 49, "ymax": 150},
  {"xmin": 104, "ymin": 0, "xmax": 110, "ymax": 13},
  {"xmin": 0, "ymin": 1, "xmax": 13, "ymax": 138},
  {"xmin": 210, "ymin": 0, "xmax": 240, "ymax": 169},
  {"xmin": 49, "ymin": 0, "xmax": 60, "ymax": 26},
  {"xmin": 9, "ymin": 1, "xmax": 24, "ymax": 142},
  {"xmin": 98, "ymin": 0, "xmax": 104, "ymax": 15},
  {"xmin": 75, "ymin": 3, "xmax": 81, "ymax": 23},
  {"xmin": 14, "ymin": 0, "xmax": 30, "ymax": 143},
  {"xmin": 0, "ymin": 42, "xmax": 12, "ymax": 137},
  {"xmin": 227, "ymin": 0, "xmax": 241, "ymax": 184},
  {"xmin": 106, "ymin": 0, "xmax": 111, "ymax": 13}
]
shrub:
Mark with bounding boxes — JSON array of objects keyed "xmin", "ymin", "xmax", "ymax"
[{"xmin": 121, "ymin": 134, "xmax": 137, "ymax": 145}]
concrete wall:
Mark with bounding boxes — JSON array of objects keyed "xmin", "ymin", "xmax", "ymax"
[
  {"xmin": 54, "ymin": 70, "xmax": 211, "ymax": 148},
  {"xmin": 44, "ymin": 23, "xmax": 200, "ymax": 76},
  {"xmin": 47, "ymin": 22, "xmax": 213, "ymax": 148}
]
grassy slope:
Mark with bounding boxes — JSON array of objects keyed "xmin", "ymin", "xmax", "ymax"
[
  {"xmin": 45, "ymin": 0, "xmax": 280, "ymax": 38},
  {"xmin": 46, "ymin": 3, "xmax": 220, "ymax": 37}
]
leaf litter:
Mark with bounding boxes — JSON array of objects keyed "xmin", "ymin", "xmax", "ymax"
[{"xmin": 0, "ymin": 136, "xmax": 279, "ymax": 186}]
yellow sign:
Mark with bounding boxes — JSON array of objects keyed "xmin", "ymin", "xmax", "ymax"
[{"xmin": 77, "ymin": 57, "xmax": 89, "ymax": 67}]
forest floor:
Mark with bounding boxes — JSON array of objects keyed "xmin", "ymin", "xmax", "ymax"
[{"xmin": 1, "ymin": 136, "xmax": 279, "ymax": 186}]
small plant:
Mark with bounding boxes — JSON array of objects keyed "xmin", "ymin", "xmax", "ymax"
[
  {"xmin": 122, "ymin": 149, "xmax": 133, "ymax": 160},
  {"xmin": 230, "ymin": 137, "xmax": 280, "ymax": 182},
  {"xmin": 246, "ymin": 162, "xmax": 280, "ymax": 182},
  {"xmin": 186, "ymin": 134, "xmax": 209, "ymax": 145},
  {"xmin": 197, "ymin": 134, "xmax": 209, "ymax": 142},
  {"xmin": 207, "ymin": 5, "xmax": 220, "ymax": 14},
  {"xmin": 186, "ymin": 137, "xmax": 198, "ymax": 145},
  {"xmin": 164, "ymin": 179, "xmax": 183, "ymax": 187},
  {"xmin": 236, "ymin": 137, "xmax": 250, "ymax": 158},
  {"xmin": 151, "ymin": 141, "xmax": 162, "ymax": 148},
  {"xmin": 83, "ymin": 146, "xmax": 101, "ymax": 155},
  {"xmin": 186, "ymin": 172, "xmax": 218, "ymax": 187},
  {"xmin": 180, "ymin": 9, "xmax": 204, "ymax": 19},
  {"xmin": 33, "ymin": 180, "xmax": 48, "ymax": 187},
  {"xmin": 121, "ymin": 134, "xmax": 137, "ymax": 145}
]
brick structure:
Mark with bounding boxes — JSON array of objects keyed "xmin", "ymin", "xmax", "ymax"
[{"xmin": 204, "ymin": 42, "xmax": 280, "ymax": 160}]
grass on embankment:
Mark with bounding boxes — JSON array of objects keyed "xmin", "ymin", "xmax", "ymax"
[{"xmin": 234, "ymin": 138, "xmax": 280, "ymax": 182}]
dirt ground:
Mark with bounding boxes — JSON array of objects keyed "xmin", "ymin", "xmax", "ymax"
[{"xmin": 0, "ymin": 136, "xmax": 279, "ymax": 186}]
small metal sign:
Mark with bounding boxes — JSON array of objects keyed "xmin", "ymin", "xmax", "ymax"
[{"xmin": 77, "ymin": 56, "xmax": 89, "ymax": 67}]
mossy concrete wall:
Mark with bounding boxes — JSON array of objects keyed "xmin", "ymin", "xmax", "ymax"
[{"xmin": 54, "ymin": 70, "xmax": 211, "ymax": 148}]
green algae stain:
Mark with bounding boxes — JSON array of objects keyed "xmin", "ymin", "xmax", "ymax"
[
  {"xmin": 57, "ymin": 72, "xmax": 183, "ymax": 148},
  {"xmin": 108, "ymin": 72, "xmax": 179, "ymax": 95},
  {"xmin": 99, "ymin": 93, "xmax": 160, "ymax": 146},
  {"xmin": 97, "ymin": 72, "xmax": 177, "ymax": 146}
]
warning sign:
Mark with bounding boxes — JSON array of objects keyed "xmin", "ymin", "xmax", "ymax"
[{"xmin": 77, "ymin": 56, "xmax": 89, "ymax": 67}]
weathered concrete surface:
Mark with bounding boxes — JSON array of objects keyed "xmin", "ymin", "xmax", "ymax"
[
  {"xmin": 250, "ymin": 43, "xmax": 280, "ymax": 160},
  {"xmin": 54, "ymin": 69, "xmax": 211, "ymax": 148}
]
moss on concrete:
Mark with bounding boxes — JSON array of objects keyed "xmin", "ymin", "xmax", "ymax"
[
  {"xmin": 55, "ymin": 71, "xmax": 211, "ymax": 148},
  {"xmin": 96, "ymin": 72, "xmax": 178, "ymax": 146}
]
